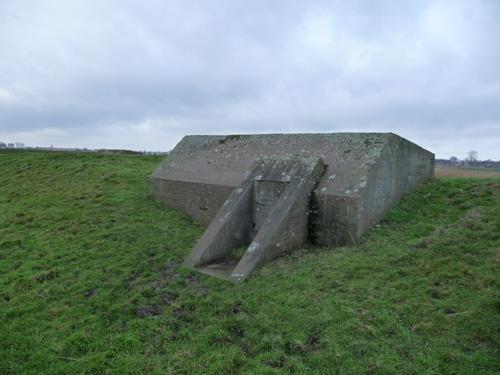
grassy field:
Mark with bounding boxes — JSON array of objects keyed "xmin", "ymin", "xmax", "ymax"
[
  {"xmin": 1, "ymin": 150, "xmax": 499, "ymax": 375},
  {"xmin": 435, "ymin": 167, "xmax": 500, "ymax": 178}
]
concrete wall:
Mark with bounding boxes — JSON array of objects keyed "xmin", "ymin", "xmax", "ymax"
[
  {"xmin": 357, "ymin": 134, "xmax": 435, "ymax": 238},
  {"xmin": 151, "ymin": 178, "xmax": 232, "ymax": 226}
]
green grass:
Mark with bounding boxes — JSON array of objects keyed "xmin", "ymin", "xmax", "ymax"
[{"xmin": 0, "ymin": 150, "xmax": 499, "ymax": 374}]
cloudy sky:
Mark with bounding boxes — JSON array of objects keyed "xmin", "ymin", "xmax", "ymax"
[{"xmin": 1, "ymin": 0, "xmax": 499, "ymax": 159}]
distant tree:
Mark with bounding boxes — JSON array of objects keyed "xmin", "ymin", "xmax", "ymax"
[
  {"xmin": 466, "ymin": 150, "xmax": 478, "ymax": 162},
  {"xmin": 450, "ymin": 156, "xmax": 458, "ymax": 165}
]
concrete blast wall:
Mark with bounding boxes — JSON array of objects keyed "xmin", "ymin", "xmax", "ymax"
[{"xmin": 151, "ymin": 133, "xmax": 434, "ymax": 247}]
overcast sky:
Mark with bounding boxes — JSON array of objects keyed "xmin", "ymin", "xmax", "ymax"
[{"xmin": 1, "ymin": 0, "xmax": 499, "ymax": 159}]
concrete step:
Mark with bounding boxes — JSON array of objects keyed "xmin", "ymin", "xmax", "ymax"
[{"xmin": 196, "ymin": 258, "xmax": 240, "ymax": 281}]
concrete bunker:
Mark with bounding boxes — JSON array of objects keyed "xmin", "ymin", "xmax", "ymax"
[{"xmin": 151, "ymin": 133, "xmax": 434, "ymax": 282}]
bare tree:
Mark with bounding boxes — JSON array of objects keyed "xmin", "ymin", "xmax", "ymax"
[{"xmin": 466, "ymin": 150, "xmax": 478, "ymax": 162}]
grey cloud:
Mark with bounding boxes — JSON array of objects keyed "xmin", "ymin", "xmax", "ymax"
[{"xmin": 0, "ymin": 0, "xmax": 499, "ymax": 158}]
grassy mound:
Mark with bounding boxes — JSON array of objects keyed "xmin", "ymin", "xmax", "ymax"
[{"xmin": 0, "ymin": 150, "xmax": 499, "ymax": 374}]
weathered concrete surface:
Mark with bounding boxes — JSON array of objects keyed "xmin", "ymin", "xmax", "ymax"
[
  {"xmin": 151, "ymin": 133, "xmax": 434, "ymax": 248},
  {"xmin": 184, "ymin": 155, "xmax": 324, "ymax": 282}
]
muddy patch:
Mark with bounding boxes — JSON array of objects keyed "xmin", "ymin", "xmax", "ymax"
[{"xmin": 136, "ymin": 304, "xmax": 162, "ymax": 318}]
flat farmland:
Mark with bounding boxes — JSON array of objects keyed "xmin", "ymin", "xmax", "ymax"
[{"xmin": 435, "ymin": 167, "xmax": 500, "ymax": 178}]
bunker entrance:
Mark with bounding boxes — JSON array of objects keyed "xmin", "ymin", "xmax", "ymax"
[
  {"xmin": 183, "ymin": 155, "xmax": 324, "ymax": 283},
  {"xmin": 253, "ymin": 177, "xmax": 289, "ymax": 235}
]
